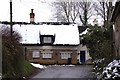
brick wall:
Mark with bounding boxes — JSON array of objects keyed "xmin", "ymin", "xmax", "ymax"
[{"xmin": 25, "ymin": 47, "xmax": 78, "ymax": 65}]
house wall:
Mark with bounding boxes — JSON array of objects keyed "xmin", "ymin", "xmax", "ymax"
[
  {"xmin": 24, "ymin": 44, "xmax": 91, "ymax": 65},
  {"xmin": 25, "ymin": 45, "xmax": 78, "ymax": 65},
  {"xmin": 114, "ymin": 13, "xmax": 120, "ymax": 56},
  {"xmin": 77, "ymin": 45, "xmax": 91, "ymax": 63}
]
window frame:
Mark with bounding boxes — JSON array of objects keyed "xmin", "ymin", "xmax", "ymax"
[
  {"xmin": 32, "ymin": 50, "xmax": 40, "ymax": 59},
  {"xmin": 43, "ymin": 37, "xmax": 52, "ymax": 43},
  {"xmin": 41, "ymin": 51, "xmax": 53, "ymax": 59},
  {"xmin": 60, "ymin": 52, "xmax": 72, "ymax": 59}
]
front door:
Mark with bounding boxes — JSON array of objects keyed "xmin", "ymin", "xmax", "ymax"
[
  {"xmin": 67, "ymin": 58, "xmax": 71, "ymax": 64},
  {"xmin": 80, "ymin": 51, "xmax": 86, "ymax": 63}
]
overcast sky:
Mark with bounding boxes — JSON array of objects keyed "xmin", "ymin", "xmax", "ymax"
[
  {"xmin": 0, "ymin": 0, "xmax": 118, "ymax": 24},
  {"xmin": 0, "ymin": 0, "xmax": 55, "ymax": 22},
  {"xmin": 0, "ymin": 0, "xmax": 100, "ymax": 24}
]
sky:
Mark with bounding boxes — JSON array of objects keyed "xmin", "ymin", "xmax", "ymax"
[
  {"xmin": 0, "ymin": 0, "xmax": 54, "ymax": 22},
  {"xmin": 0, "ymin": 0, "xmax": 101, "ymax": 24},
  {"xmin": 0, "ymin": 0, "xmax": 118, "ymax": 24}
]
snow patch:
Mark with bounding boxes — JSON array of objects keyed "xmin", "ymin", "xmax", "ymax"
[
  {"xmin": 80, "ymin": 28, "xmax": 88, "ymax": 36},
  {"xmin": 66, "ymin": 65, "xmax": 75, "ymax": 66},
  {"xmin": 30, "ymin": 63, "xmax": 47, "ymax": 69},
  {"xmin": 48, "ymin": 64, "xmax": 75, "ymax": 67}
]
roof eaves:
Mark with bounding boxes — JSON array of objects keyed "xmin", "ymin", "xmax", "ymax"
[
  {"xmin": 21, "ymin": 43, "xmax": 79, "ymax": 46},
  {"xmin": 0, "ymin": 22, "xmax": 74, "ymax": 25}
]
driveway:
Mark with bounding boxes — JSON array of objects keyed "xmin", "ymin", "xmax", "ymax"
[{"xmin": 28, "ymin": 65, "xmax": 96, "ymax": 80}]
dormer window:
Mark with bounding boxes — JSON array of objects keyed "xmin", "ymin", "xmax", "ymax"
[
  {"xmin": 39, "ymin": 34, "xmax": 55, "ymax": 45},
  {"xmin": 43, "ymin": 37, "xmax": 52, "ymax": 43}
]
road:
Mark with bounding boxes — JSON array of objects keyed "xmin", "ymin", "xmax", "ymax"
[{"xmin": 28, "ymin": 65, "xmax": 96, "ymax": 80}]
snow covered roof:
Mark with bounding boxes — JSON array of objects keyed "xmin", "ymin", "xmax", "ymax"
[
  {"xmin": 12, "ymin": 24, "xmax": 79, "ymax": 44},
  {"xmin": 80, "ymin": 28, "xmax": 88, "ymax": 36}
]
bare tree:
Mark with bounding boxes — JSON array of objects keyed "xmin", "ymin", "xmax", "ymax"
[
  {"xmin": 94, "ymin": 0, "xmax": 113, "ymax": 26},
  {"xmin": 52, "ymin": 1, "xmax": 72, "ymax": 22},
  {"xmin": 78, "ymin": 1, "xmax": 93, "ymax": 26},
  {"xmin": 52, "ymin": 0, "xmax": 93, "ymax": 25},
  {"xmin": 69, "ymin": 2, "xmax": 79, "ymax": 23}
]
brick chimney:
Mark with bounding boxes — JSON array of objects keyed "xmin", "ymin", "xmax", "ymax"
[{"xmin": 30, "ymin": 9, "xmax": 35, "ymax": 23}]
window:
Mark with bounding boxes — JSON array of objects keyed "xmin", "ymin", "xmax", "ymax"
[
  {"xmin": 42, "ymin": 53, "xmax": 52, "ymax": 58},
  {"xmin": 43, "ymin": 37, "xmax": 52, "ymax": 43},
  {"xmin": 32, "ymin": 51, "xmax": 40, "ymax": 58},
  {"xmin": 41, "ymin": 51, "xmax": 53, "ymax": 59},
  {"xmin": 60, "ymin": 52, "xmax": 71, "ymax": 59}
]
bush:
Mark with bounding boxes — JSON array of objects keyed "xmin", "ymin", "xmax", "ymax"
[
  {"xmin": 93, "ymin": 58, "xmax": 106, "ymax": 73},
  {"xmin": 22, "ymin": 61, "xmax": 34, "ymax": 77},
  {"xmin": 97, "ymin": 60, "xmax": 120, "ymax": 80},
  {"xmin": 2, "ymin": 26, "xmax": 33, "ymax": 79}
]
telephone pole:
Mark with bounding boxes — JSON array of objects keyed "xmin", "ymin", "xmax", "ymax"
[{"xmin": 10, "ymin": 0, "xmax": 13, "ymax": 39}]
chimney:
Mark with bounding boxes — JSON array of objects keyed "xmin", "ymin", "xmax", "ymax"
[{"xmin": 30, "ymin": 9, "xmax": 35, "ymax": 23}]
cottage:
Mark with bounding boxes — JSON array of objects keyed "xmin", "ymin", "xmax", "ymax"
[
  {"xmin": 12, "ymin": 23, "xmax": 91, "ymax": 65},
  {"xmin": 111, "ymin": 1, "xmax": 120, "ymax": 57}
]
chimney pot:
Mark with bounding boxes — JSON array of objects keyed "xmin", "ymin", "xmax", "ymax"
[
  {"xmin": 31, "ymin": 9, "xmax": 34, "ymax": 13},
  {"xmin": 30, "ymin": 9, "xmax": 35, "ymax": 23}
]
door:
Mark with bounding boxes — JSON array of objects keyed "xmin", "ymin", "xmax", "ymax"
[
  {"xmin": 80, "ymin": 51, "xmax": 86, "ymax": 63},
  {"xmin": 67, "ymin": 58, "xmax": 71, "ymax": 64}
]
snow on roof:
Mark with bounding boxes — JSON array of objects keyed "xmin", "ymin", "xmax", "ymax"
[
  {"xmin": 79, "ymin": 28, "xmax": 88, "ymax": 36},
  {"xmin": 13, "ymin": 24, "xmax": 79, "ymax": 44}
]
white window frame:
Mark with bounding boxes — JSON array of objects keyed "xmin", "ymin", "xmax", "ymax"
[
  {"xmin": 41, "ymin": 51, "xmax": 53, "ymax": 59},
  {"xmin": 60, "ymin": 52, "xmax": 72, "ymax": 59},
  {"xmin": 43, "ymin": 37, "xmax": 52, "ymax": 43},
  {"xmin": 32, "ymin": 51, "xmax": 40, "ymax": 58}
]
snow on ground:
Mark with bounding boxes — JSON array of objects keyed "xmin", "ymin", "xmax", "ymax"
[
  {"xmin": 49, "ymin": 64, "xmax": 75, "ymax": 67},
  {"xmin": 65, "ymin": 64, "xmax": 75, "ymax": 66},
  {"xmin": 30, "ymin": 63, "xmax": 75, "ymax": 69},
  {"xmin": 30, "ymin": 63, "xmax": 47, "ymax": 69},
  {"xmin": 31, "ymin": 63, "xmax": 75, "ymax": 69}
]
